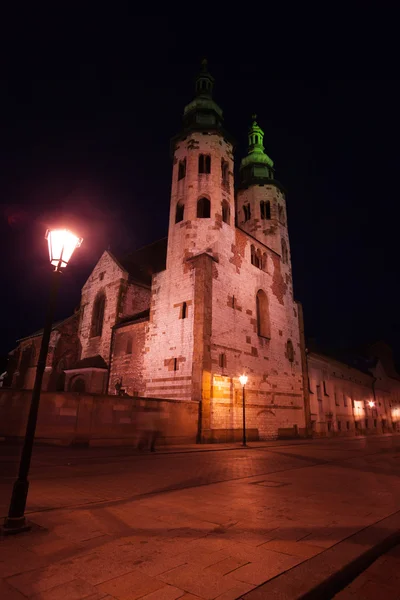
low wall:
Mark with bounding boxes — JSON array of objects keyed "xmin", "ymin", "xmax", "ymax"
[{"xmin": 0, "ymin": 389, "xmax": 199, "ymax": 446}]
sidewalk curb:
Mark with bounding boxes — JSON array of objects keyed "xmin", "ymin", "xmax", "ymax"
[{"xmin": 241, "ymin": 510, "xmax": 400, "ymax": 600}]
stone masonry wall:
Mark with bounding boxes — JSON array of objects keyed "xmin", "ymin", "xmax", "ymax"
[
  {"xmin": 79, "ymin": 251, "xmax": 127, "ymax": 363},
  {"xmin": 209, "ymin": 224, "xmax": 305, "ymax": 440},
  {"xmin": 120, "ymin": 281, "xmax": 151, "ymax": 318},
  {"xmin": 11, "ymin": 313, "xmax": 80, "ymax": 392},
  {"xmin": 236, "ymin": 185, "xmax": 288, "ymax": 256},
  {"xmin": 0, "ymin": 389, "xmax": 198, "ymax": 446},
  {"xmin": 79, "ymin": 251, "xmax": 150, "ymax": 366},
  {"xmin": 109, "ymin": 321, "xmax": 147, "ymax": 396}
]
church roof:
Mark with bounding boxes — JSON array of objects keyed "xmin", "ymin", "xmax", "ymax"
[
  {"xmin": 67, "ymin": 355, "xmax": 108, "ymax": 370},
  {"xmin": 116, "ymin": 238, "xmax": 167, "ymax": 286},
  {"xmin": 114, "ymin": 309, "xmax": 150, "ymax": 329},
  {"xmin": 16, "ymin": 313, "xmax": 79, "ymax": 343}
]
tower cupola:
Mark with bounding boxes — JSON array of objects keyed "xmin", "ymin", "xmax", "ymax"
[
  {"xmin": 239, "ymin": 116, "xmax": 275, "ymax": 188},
  {"xmin": 180, "ymin": 59, "xmax": 225, "ymax": 135}
]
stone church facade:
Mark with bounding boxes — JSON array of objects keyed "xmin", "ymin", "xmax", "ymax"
[{"xmin": 6, "ymin": 63, "xmax": 400, "ymax": 441}]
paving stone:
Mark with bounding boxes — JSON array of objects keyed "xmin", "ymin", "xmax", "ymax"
[
  {"xmin": 232, "ymin": 553, "xmax": 301, "ymax": 586},
  {"xmin": 0, "ymin": 579, "xmax": 27, "ymax": 599},
  {"xmin": 260, "ymin": 539, "xmax": 323, "ymax": 558},
  {"xmin": 30, "ymin": 577, "xmax": 98, "ymax": 600},
  {"xmin": 136, "ymin": 553, "xmax": 188, "ymax": 577},
  {"xmin": 205, "ymin": 556, "xmax": 249, "ymax": 576},
  {"xmin": 213, "ymin": 581, "xmax": 255, "ymax": 600},
  {"xmin": 158, "ymin": 563, "xmax": 239, "ymax": 599},
  {"xmin": 140, "ymin": 584, "xmax": 186, "ymax": 599},
  {"xmin": 65, "ymin": 551, "xmax": 136, "ymax": 585},
  {"xmin": 7, "ymin": 564, "xmax": 77, "ymax": 596},
  {"xmin": 97, "ymin": 567, "xmax": 165, "ymax": 599}
]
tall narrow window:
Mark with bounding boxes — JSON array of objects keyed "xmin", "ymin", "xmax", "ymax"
[
  {"xmin": 173, "ymin": 357, "xmax": 178, "ymax": 371},
  {"xmin": 256, "ymin": 289, "xmax": 271, "ymax": 338},
  {"xmin": 243, "ymin": 204, "xmax": 251, "ymax": 222},
  {"xmin": 262, "ymin": 253, "xmax": 268, "ymax": 271},
  {"xmin": 182, "ymin": 302, "xmax": 187, "ymax": 319},
  {"xmin": 286, "ymin": 339, "xmax": 294, "ymax": 362},
  {"xmin": 221, "ymin": 159, "xmax": 229, "ymax": 185},
  {"xmin": 197, "ymin": 197, "xmax": 211, "ymax": 218},
  {"xmin": 126, "ymin": 337, "xmax": 133, "ymax": 354},
  {"xmin": 222, "ymin": 200, "xmax": 230, "ymax": 224},
  {"xmin": 175, "ymin": 201, "xmax": 184, "ymax": 223},
  {"xmin": 178, "ymin": 158, "xmax": 186, "ymax": 180},
  {"xmin": 260, "ymin": 200, "xmax": 271, "ymax": 220},
  {"xmin": 198, "ymin": 154, "xmax": 211, "ymax": 174},
  {"xmin": 251, "ymin": 246, "xmax": 260, "ymax": 269},
  {"xmin": 219, "ymin": 353, "xmax": 227, "ymax": 368},
  {"xmin": 91, "ymin": 292, "xmax": 105, "ymax": 337},
  {"xmin": 281, "ymin": 239, "xmax": 288, "ymax": 264}
]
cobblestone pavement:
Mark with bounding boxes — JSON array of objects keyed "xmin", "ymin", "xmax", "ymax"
[
  {"xmin": 334, "ymin": 544, "xmax": 400, "ymax": 599},
  {"xmin": 1, "ymin": 435, "xmax": 400, "ymax": 599}
]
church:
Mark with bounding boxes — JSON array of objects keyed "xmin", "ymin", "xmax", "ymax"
[{"xmin": 5, "ymin": 62, "xmax": 400, "ymax": 443}]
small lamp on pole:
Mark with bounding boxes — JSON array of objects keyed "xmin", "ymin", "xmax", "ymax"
[
  {"xmin": 3, "ymin": 229, "xmax": 82, "ymax": 534},
  {"xmin": 239, "ymin": 374, "xmax": 248, "ymax": 447}
]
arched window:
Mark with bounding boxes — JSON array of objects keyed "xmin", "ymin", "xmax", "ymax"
[
  {"xmin": 286, "ymin": 339, "xmax": 294, "ymax": 362},
  {"xmin": 198, "ymin": 154, "xmax": 211, "ymax": 174},
  {"xmin": 281, "ymin": 239, "xmax": 288, "ymax": 264},
  {"xmin": 178, "ymin": 158, "xmax": 186, "ymax": 181},
  {"xmin": 91, "ymin": 292, "xmax": 105, "ymax": 337},
  {"xmin": 222, "ymin": 200, "xmax": 230, "ymax": 224},
  {"xmin": 251, "ymin": 245, "xmax": 260, "ymax": 269},
  {"xmin": 221, "ymin": 159, "xmax": 229, "ymax": 185},
  {"xmin": 260, "ymin": 200, "xmax": 271, "ymax": 220},
  {"xmin": 175, "ymin": 201, "xmax": 184, "ymax": 223},
  {"xmin": 197, "ymin": 197, "xmax": 211, "ymax": 218},
  {"xmin": 243, "ymin": 204, "xmax": 251, "ymax": 222},
  {"xmin": 29, "ymin": 344, "xmax": 37, "ymax": 366},
  {"xmin": 256, "ymin": 289, "xmax": 271, "ymax": 338}
]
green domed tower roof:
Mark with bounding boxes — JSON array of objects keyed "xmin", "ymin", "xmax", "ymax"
[{"xmin": 239, "ymin": 116, "xmax": 277, "ymax": 189}]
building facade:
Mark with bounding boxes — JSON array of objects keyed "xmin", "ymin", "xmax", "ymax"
[{"xmin": 6, "ymin": 63, "xmax": 400, "ymax": 441}]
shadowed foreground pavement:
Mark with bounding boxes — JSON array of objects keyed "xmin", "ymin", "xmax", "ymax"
[{"xmin": 1, "ymin": 435, "xmax": 400, "ymax": 599}]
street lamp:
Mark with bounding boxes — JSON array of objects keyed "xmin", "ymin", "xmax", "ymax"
[
  {"xmin": 3, "ymin": 229, "xmax": 82, "ymax": 534},
  {"xmin": 368, "ymin": 400, "xmax": 375, "ymax": 408},
  {"xmin": 239, "ymin": 374, "xmax": 248, "ymax": 447}
]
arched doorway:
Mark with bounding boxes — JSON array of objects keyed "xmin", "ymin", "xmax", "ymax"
[{"xmin": 70, "ymin": 377, "xmax": 86, "ymax": 393}]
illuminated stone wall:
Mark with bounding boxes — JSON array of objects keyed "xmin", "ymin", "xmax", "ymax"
[
  {"xmin": 141, "ymin": 129, "xmax": 306, "ymax": 440},
  {"xmin": 109, "ymin": 321, "xmax": 147, "ymax": 396},
  {"xmin": 79, "ymin": 250, "xmax": 150, "ymax": 365}
]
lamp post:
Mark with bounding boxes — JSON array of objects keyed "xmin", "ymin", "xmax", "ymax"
[
  {"xmin": 3, "ymin": 229, "xmax": 82, "ymax": 534},
  {"xmin": 239, "ymin": 374, "xmax": 248, "ymax": 447}
]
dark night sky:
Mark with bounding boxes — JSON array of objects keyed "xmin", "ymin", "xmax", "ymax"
[{"xmin": 1, "ymin": 11, "xmax": 399, "ymax": 365}]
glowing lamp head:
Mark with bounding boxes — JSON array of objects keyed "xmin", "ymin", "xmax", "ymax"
[
  {"xmin": 239, "ymin": 374, "xmax": 248, "ymax": 387},
  {"xmin": 368, "ymin": 400, "xmax": 375, "ymax": 408},
  {"xmin": 46, "ymin": 229, "xmax": 83, "ymax": 270}
]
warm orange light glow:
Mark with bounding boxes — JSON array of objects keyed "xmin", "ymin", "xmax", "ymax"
[
  {"xmin": 46, "ymin": 229, "xmax": 83, "ymax": 269},
  {"xmin": 239, "ymin": 374, "xmax": 248, "ymax": 386},
  {"xmin": 368, "ymin": 400, "xmax": 375, "ymax": 408}
]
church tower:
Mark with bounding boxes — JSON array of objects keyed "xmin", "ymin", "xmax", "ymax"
[
  {"xmin": 236, "ymin": 117, "xmax": 290, "ymax": 264},
  {"xmin": 166, "ymin": 60, "xmax": 235, "ymax": 270}
]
